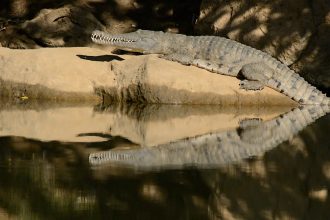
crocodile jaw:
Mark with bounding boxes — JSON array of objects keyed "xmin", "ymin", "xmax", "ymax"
[{"xmin": 91, "ymin": 30, "xmax": 159, "ymax": 53}]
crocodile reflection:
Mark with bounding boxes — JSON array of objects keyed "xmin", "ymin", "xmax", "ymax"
[{"xmin": 89, "ymin": 105, "xmax": 329, "ymax": 170}]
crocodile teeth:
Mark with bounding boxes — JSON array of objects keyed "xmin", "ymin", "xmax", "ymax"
[
  {"xmin": 91, "ymin": 32, "xmax": 137, "ymax": 44},
  {"xmin": 106, "ymin": 38, "xmax": 135, "ymax": 43}
]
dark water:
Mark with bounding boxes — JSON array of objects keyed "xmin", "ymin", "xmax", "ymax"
[{"xmin": 0, "ymin": 102, "xmax": 329, "ymax": 220}]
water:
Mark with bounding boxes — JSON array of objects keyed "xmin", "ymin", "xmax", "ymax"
[{"xmin": 0, "ymin": 101, "xmax": 329, "ymax": 220}]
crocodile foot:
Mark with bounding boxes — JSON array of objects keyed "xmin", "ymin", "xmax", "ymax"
[{"xmin": 239, "ymin": 80, "xmax": 264, "ymax": 91}]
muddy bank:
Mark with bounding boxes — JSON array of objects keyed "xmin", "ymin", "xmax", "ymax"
[{"xmin": 0, "ymin": 46, "xmax": 297, "ymax": 105}]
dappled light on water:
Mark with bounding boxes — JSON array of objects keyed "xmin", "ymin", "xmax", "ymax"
[{"xmin": 0, "ymin": 101, "xmax": 329, "ymax": 219}]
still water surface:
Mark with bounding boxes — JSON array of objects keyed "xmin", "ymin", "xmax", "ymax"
[{"xmin": 0, "ymin": 102, "xmax": 329, "ymax": 219}]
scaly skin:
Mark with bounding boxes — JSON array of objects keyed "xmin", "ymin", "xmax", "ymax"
[
  {"xmin": 89, "ymin": 105, "xmax": 329, "ymax": 170},
  {"xmin": 91, "ymin": 30, "xmax": 330, "ymax": 105}
]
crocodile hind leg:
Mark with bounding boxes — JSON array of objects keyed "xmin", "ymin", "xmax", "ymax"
[{"xmin": 239, "ymin": 62, "xmax": 275, "ymax": 91}]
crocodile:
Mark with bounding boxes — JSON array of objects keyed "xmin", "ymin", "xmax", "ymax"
[
  {"xmin": 91, "ymin": 30, "xmax": 330, "ymax": 105},
  {"xmin": 89, "ymin": 104, "xmax": 329, "ymax": 170}
]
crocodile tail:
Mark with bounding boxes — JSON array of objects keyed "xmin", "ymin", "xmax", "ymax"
[
  {"xmin": 320, "ymin": 94, "xmax": 330, "ymax": 107},
  {"xmin": 287, "ymin": 75, "xmax": 329, "ymax": 105},
  {"xmin": 317, "ymin": 94, "xmax": 329, "ymax": 107},
  {"xmin": 293, "ymin": 81, "xmax": 329, "ymax": 106},
  {"xmin": 271, "ymin": 64, "xmax": 328, "ymax": 105},
  {"xmin": 317, "ymin": 97, "xmax": 330, "ymax": 113},
  {"xmin": 325, "ymin": 97, "xmax": 330, "ymax": 107}
]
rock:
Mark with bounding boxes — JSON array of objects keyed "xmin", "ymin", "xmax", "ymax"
[
  {"xmin": 0, "ymin": 3, "xmax": 134, "ymax": 48},
  {"xmin": 86, "ymin": 0, "xmax": 201, "ymax": 34},
  {"xmin": 0, "ymin": 17, "xmax": 39, "ymax": 49},
  {"xmin": 0, "ymin": 5, "xmax": 105, "ymax": 48},
  {"xmin": 195, "ymin": 0, "xmax": 330, "ymax": 91},
  {"xmin": 20, "ymin": 5, "xmax": 105, "ymax": 47},
  {"xmin": 0, "ymin": 47, "xmax": 297, "ymax": 106},
  {"xmin": 291, "ymin": 19, "xmax": 330, "ymax": 92},
  {"xmin": 0, "ymin": 1, "xmax": 202, "ymax": 48},
  {"xmin": 0, "ymin": 25, "xmax": 40, "ymax": 49}
]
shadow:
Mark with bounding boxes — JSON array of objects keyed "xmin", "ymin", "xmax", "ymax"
[
  {"xmin": 77, "ymin": 133, "xmax": 139, "ymax": 150},
  {"xmin": 77, "ymin": 54, "xmax": 124, "ymax": 62},
  {"xmin": 0, "ymin": 0, "xmax": 202, "ymax": 49},
  {"xmin": 194, "ymin": 0, "xmax": 330, "ymax": 93},
  {"xmin": 77, "ymin": 132, "xmax": 113, "ymax": 139}
]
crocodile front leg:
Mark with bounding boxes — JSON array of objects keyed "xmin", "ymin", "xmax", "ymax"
[
  {"xmin": 239, "ymin": 80, "xmax": 265, "ymax": 91},
  {"xmin": 192, "ymin": 59, "xmax": 239, "ymax": 76},
  {"xmin": 160, "ymin": 53, "xmax": 194, "ymax": 65},
  {"xmin": 161, "ymin": 54, "xmax": 239, "ymax": 76}
]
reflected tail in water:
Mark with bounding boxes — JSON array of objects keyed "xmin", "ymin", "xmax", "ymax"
[{"xmin": 89, "ymin": 105, "xmax": 329, "ymax": 170}]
